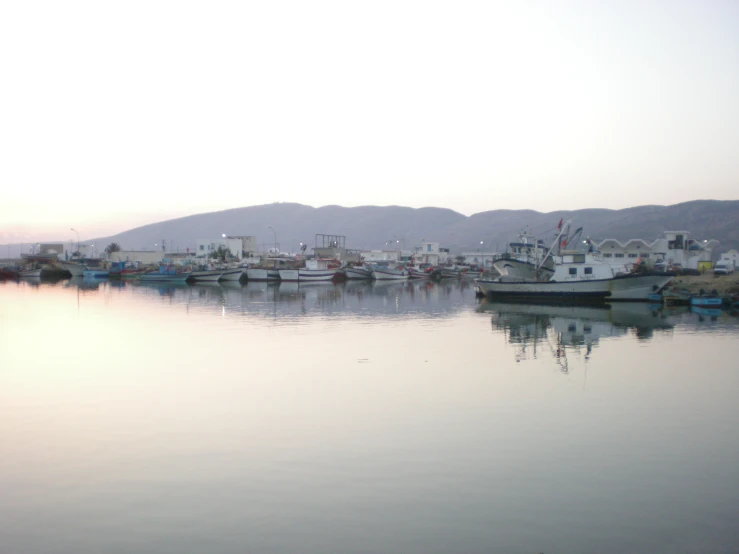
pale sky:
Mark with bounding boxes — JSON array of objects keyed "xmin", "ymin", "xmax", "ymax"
[{"xmin": 1, "ymin": 0, "xmax": 738, "ymax": 243}]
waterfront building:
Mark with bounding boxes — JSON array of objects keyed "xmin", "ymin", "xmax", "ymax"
[{"xmin": 595, "ymin": 231, "xmax": 718, "ymax": 270}]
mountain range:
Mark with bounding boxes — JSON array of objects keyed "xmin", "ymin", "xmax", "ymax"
[{"xmin": 88, "ymin": 199, "xmax": 738, "ymax": 256}]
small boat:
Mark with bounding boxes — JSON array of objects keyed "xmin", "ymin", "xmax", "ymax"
[
  {"xmin": 690, "ymin": 291, "xmax": 722, "ymax": 307},
  {"xmin": 279, "ymin": 259, "xmax": 338, "ymax": 282},
  {"xmin": 137, "ymin": 264, "xmax": 190, "ymax": 283},
  {"xmin": 59, "ymin": 260, "xmax": 87, "ymax": 277},
  {"xmin": 218, "ymin": 267, "xmax": 245, "ymax": 281},
  {"xmin": 189, "ymin": 269, "xmax": 223, "ymax": 282},
  {"xmin": 663, "ymin": 288, "xmax": 691, "ymax": 305},
  {"xmin": 0, "ymin": 268, "xmax": 20, "ymax": 280},
  {"xmin": 647, "ymin": 293, "xmax": 663, "ymax": 303},
  {"xmin": 20, "ymin": 267, "xmax": 43, "ymax": 278},
  {"xmin": 407, "ymin": 266, "xmax": 432, "ymax": 279},
  {"xmin": 371, "ymin": 264, "xmax": 409, "ymax": 281},
  {"xmin": 245, "ymin": 268, "xmax": 281, "ymax": 281},
  {"xmin": 344, "ymin": 265, "xmax": 373, "ymax": 280},
  {"xmin": 83, "ymin": 268, "xmax": 109, "ymax": 279}
]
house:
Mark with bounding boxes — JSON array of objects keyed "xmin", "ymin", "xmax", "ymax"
[
  {"xmin": 461, "ymin": 252, "xmax": 499, "ymax": 267},
  {"xmin": 196, "ymin": 236, "xmax": 256, "ymax": 259}
]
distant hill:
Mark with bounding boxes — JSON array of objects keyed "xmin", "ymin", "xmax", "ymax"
[{"xmin": 91, "ymin": 200, "xmax": 739, "ymax": 256}]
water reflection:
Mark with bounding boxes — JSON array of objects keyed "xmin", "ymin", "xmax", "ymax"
[
  {"xmin": 123, "ymin": 279, "xmax": 475, "ymax": 322},
  {"xmin": 477, "ymin": 302, "xmax": 685, "ymax": 371}
]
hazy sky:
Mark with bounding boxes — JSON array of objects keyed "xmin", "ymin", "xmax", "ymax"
[{"xmin": 1, "ymin": 0, "xmax": 738, "ymax": 242}]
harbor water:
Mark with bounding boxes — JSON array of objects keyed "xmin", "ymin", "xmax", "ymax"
[{"xmin": 1, "ymin": 278, "xmax": 739, "ymax": 554}]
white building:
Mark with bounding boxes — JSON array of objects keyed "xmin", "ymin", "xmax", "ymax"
[
  {"xmin": 595, "ymin": 231, "xmax": 718, "ymax": 271},
  {"xmin": 109, "ymin": 250, "xmax": 165, "ymax": 264},
  {"xmin": 461, "ymin": 252, "xmax": 499, "ymax": 267},
  {"xmin": 412, "ymin": 242, "xmax": 442, "ymax": 265},
  {"xmin": 195, "ymin": 236, "xmax": 256, "ymax": 259},
  {"xmin": 719, "ymin": 249, "xmax": 739, "ymax": 268},
  {"xmin": 360, "ymin": 249, "xmax": 401, "ymax": 262}
]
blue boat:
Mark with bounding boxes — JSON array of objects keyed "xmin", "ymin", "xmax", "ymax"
[
  {"xmin": 690, "ymin": 295, "xmax": 722, "ymax": 307},
  {"xmin": 82, "ymin": 269, "xmax": 109, "ymax": 279},
  {"xmin": 137, "ymin": 263, "xmax": 190, "ymax": 283},
  {"xmin": 647, "ymin": 293, "xmax": 663, "ymax": 303}
]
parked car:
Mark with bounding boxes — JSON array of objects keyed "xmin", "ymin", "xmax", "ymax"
[{"xmin": 713, "ymin": 261, "xmax": 735, "ymax": 275}]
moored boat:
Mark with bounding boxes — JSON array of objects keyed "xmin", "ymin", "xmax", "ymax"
[
  {"xmin": 83, "ymin": 268, "xmax": 109, "ymax": 279},
  {"xmin": 344, "ymin": 265, "xmax": 373, "ymax": 280},
  {"xmin": 690, "ymin": 292, "xmax": 722, "ymax": 307},
  {"xmin": 189, "ymin": 269, "xmax": 223, "ymax": 282},
  {"xmin": 59, "ymin": 260, "xmax": 87, "ymax": 277},
  {"xmin": 245, "ymin": 268, "xmax": 281, "ymax": 281},
  {"xmin": 371, "ymin": 265, "xmax": 409, "ymax": 281},
  {"xmin": 477, "ymin": 250, "xmax": 674, "ymax": 302},
  {"xmin": 138, "ymin": 264, "xmax": 190, "ymax": 283},
  {"xmin": 219, "ymin": 267, "xmax": 245, "ymax": 281}
]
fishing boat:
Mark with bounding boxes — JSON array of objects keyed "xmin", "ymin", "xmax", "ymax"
[
  {"xmin": 245, "ymin": 268, "xmax": 281, "ymax": 281},
  {"xmin": 663, "ymin": 288, "xmax": 691, "ymax": 305},
  {"xmin": 137, "ymin": 263, "xmax": 190, "ymax": 283},
  {"xmin": 20, "ymin": 267, "xmax": 43, "ymax": 278},
  {"xmin": 59, "ymin": 260, "xmax": 87, "ymax": 277},
  {"xmin": 83, "ymin": 268, "xmax": 109, "ymax": 279},
  {"xmin": 492, "ymin": 227, "xmax": 556, "ymax": 280},
  {"xmin": 218, "ymin": 267, "xmax": 245, "ymax": 282},
  {"xmin": 189, "ymin": 268, "xmax": 223, "ymax": 282},
  {"xmin": 408, "ymin": 266, "xmax": 433, "ymax": 279},
  {"xmin": 344, "ymin": 265, "xmax": 373, "ymax": 280},
  {"xmin": 279, "ymin": 259, "xmax": 338, "ymax": 282},
  {"xmin": 371, "ymin": 264, "xmax": 409, "ymax": 281},
  {"xmin": 477, "ymin": 250, "xmax": 674, "ymax": 302}
]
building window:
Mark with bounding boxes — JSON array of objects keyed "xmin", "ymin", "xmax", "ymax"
[
  {"xmin": 615, "ymin": 253, "xmax": 624, "ymax": 258},
  {"xmin": 569, "ymin": 267, "xmax": 577, "ymax": 275},
  {"xmin": 199, "ymin": 245, "xmax": 204, "ymax": 251},
  {"xmin": 603, "ymin": 253, "xmax": 612, "ymax": 258},
  {"xmin": 584, "ymin": 267, "xmax": 593, "ymax": 274},
  {"xmin": 628, "ymin": 253, "xmax": 638, "ymax": 258},
  {"xmin": 642, "ymin": 253, "xmax": 650, "ymax": 258}
]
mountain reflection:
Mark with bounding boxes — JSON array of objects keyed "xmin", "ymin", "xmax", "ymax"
[{"xmin": 477, "ymin": 302, "xmax": 679, "ymax": 371}]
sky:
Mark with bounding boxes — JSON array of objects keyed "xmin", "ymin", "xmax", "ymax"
[{"xmin": 1, "ymin": 0, "xmax": 738, "ymax": 243}]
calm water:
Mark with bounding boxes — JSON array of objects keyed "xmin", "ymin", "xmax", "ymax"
[{"xmin": 1, "ymin": 278, "xmax": 739, "ymax": 554}]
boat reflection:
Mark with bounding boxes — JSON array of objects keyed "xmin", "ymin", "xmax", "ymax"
[
  {"xmin": 121, "ymin": 279, "xmax": 473, "ymax": 321},
  {"xmin": 477, "ymin": 301, "xmax": 682, "ymax": 371}
]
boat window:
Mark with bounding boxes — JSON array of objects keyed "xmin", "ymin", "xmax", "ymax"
[
  {"xmin": 584, "ymin": 267, "xmax": 593, "ymax": 275},
  {"xmin": 569, "ymin": 267, "xmax": 577, "ymax": 275},
  {"xmin": 573, "ymin": 254, "xmax": 585, "ymax": 263}
]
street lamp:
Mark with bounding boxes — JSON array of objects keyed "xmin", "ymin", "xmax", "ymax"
[
  {"xmin": 267, "ymin": 226, "xmax": 277, "ymax": 253},
  {"xmin": 70, "ymin": 228, "xmax": 80, "ymax": 256}
]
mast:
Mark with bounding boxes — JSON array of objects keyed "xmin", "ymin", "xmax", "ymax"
[{"xmin": 536, "ymin": 220, "xmax": 572, "ymax": 272}]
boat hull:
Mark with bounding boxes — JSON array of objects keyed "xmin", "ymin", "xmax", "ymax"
[
  {"xmin": 189, "ymin": 270, "xmax": 223, "ymax": 282},
  {"xmin": 371, "ymin": 268, "xmax": 409, "ymax": 281},
  {"xmin": 279, "ymin": 269, "xmax": 337, "ymax": 282},
  {"xmin": 219, "ymin": 268, "xmax": 245, "ymax": 281},
  {"xmin": 138, "ymin": 273, "xmax": 191, "ymax": 283},
  {"xmin": 20, "ymin": 269, "xmax": 43, "ymax": 278},
  {"xmin": 690, "ymin": 296, "xmax": 722, "ymax": 307},
  {"xmin": 476, "ymin": 273, "xmax": 673, "ymax": 303},
  {"xmin": 246, "ymin": 268, "xmax": 280, "ymax": 281},
  {"xmin": 344, "ymin": 267, "xmax": 373, "ymax": 280},
  {"xmin": 83, "ymin": 270, "xmax": 109, "ymax": 279},
  {"xmin": 59, "ymin": 261, "xmax": 87, "ymax": 277}
]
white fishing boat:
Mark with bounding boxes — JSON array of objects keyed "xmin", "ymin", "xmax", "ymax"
[
  {"xmin": 219, "ymin": 267, "xmax": 245, "ymax": 281},
  {"xmin": 477, "ymin": 250, "xmax": 674, "ymax": 302},
  {"xmin": 344, "ymin": 265, "xmax": 373, "ymax": 280},
  {"xmin": 59, "ymin": 260, "xmax": 87, "ymax": 277},
  {"xmin": 246, "ymin": 268, "xmax": 281, "ymax": 281},
  {"xmin": 189, "ymin": 269, "xmax": 223, "ymax": 282},
  {"xmin": 20, "ymin": 267, "xmax": 43, "ymax": 278},
  {"xmin": 279, "ymin": 259, "xmax": 337, "ymax": 282},
  {"xmin": 371, "ymin": 264, "xmax": 409, "ymax": 281},
  {"xmin": 492, "ymin": 227, "xmax": 556, "ymax": 280}
]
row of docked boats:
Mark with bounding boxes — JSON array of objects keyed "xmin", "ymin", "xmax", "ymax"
[{"xmin": 475, "ymin": 220, "xmax": 676, "ymax": 302}]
